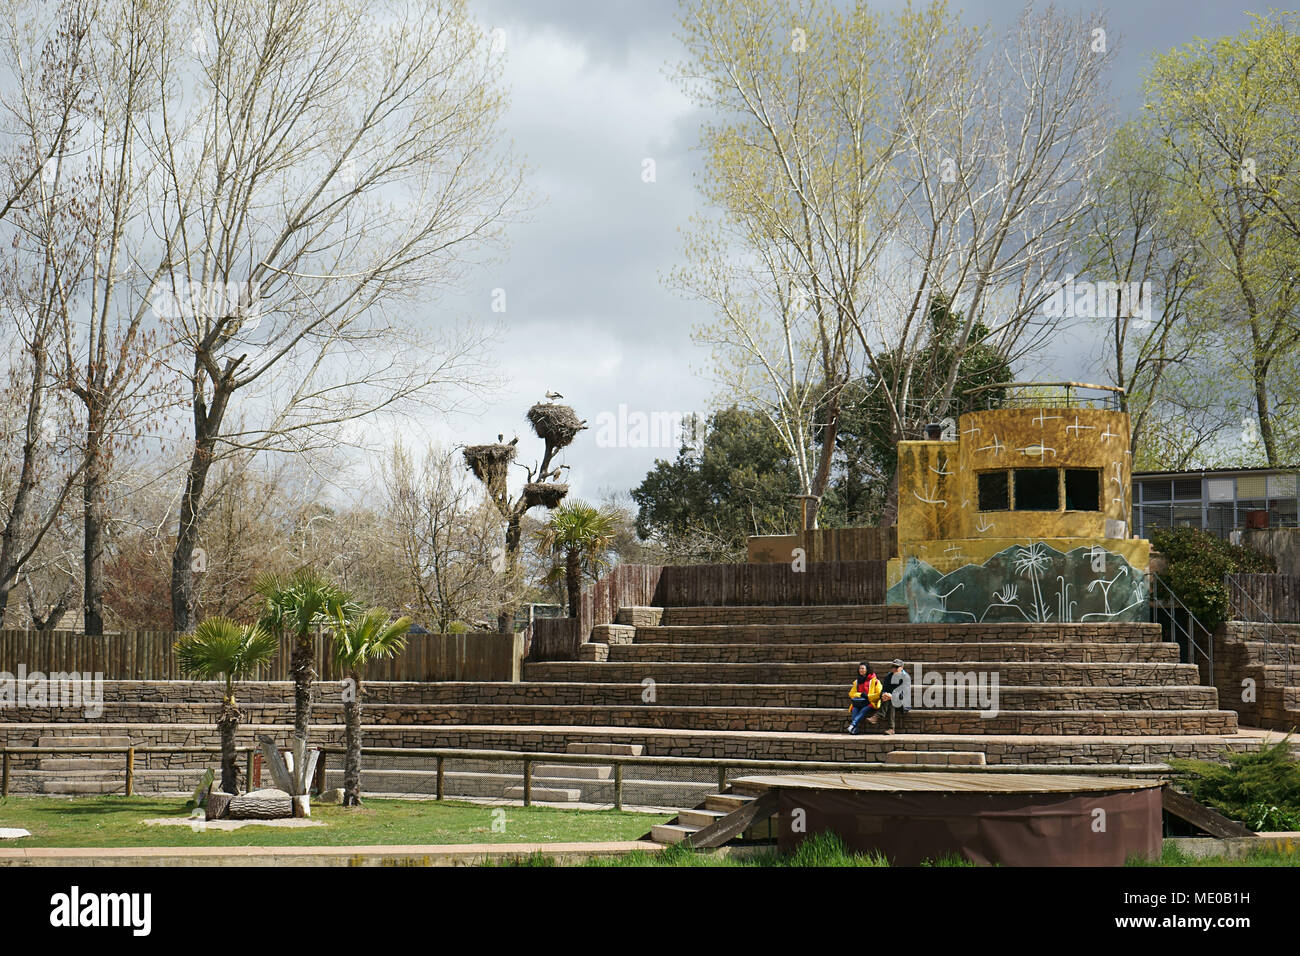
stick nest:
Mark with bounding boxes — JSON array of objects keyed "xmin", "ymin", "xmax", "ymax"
[
  {"xmin": 526, "ymin": 403, "xmax": 584, "ymax": 449},
  {"xmin": 463, "ymin": 443, "xmax": 516, "ymax": 498},
  {"xmin": 523, "ymin": 482, "xmax": 569, "ymax": 510}
]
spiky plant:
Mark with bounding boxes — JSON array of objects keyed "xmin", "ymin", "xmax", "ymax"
[
  {"xmin": 536, "ymin": 501, "xmax": 620, "ymax": 618},
  {"xmin": 255, "ymin": 567, "xmax": 357, "ymax": 742},
  {"xmin": 175, "ymin": 618, "xmax": 278, "ymax": 793},
  {"xmin": 330, "ymin": 607, "xmax": 412, "ymax": 806}
]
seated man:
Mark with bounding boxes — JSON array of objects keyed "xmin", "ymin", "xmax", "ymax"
[
  {"xmin": 870, "ymin": 658, "xmax": 911, "ymax": 735},
  {"xmin": 847, "ymin": 662, "xmax": 882, "ymax": 735}
]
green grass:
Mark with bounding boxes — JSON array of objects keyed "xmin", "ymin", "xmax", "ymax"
[
  {"xmin": 1126, "ymin": 841, "xmax": 1300, "ymax": 868},
  {"xmin": 0, "ymin": 795, "xmax": 668, "ymax": 848}
]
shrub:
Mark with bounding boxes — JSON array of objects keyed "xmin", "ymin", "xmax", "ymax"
[
  {"xmin": 1149, "ymin": 526, "xmax": 1275, "ymax": 631},
  {"xmin": 1170, "ymin": 736, "xmax": 1300, "ymax": 831}
]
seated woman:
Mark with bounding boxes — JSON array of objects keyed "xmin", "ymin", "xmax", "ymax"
[{"xmin": 847, "ymin": 662, "xmax": 882, "ymax": 735}]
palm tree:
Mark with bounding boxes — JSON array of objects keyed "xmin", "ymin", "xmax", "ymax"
[
  {"xmin": 537, "ymin": 501, "xmax": 620, "ymax": 618},
  {"xmin": 175, "ymin": 618, "xmax": 278, "ymax": 794},
  {"xmin": 255, "ymin": 567, "xmax": 356, "ymax": 741},
  {"xmin": 329, "ymin": 607, "xmax": 411, "ymax": 806}
]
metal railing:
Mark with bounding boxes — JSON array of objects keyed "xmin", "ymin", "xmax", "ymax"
[
  {"xmin": 1225, "ymin": 576, "xmax": 1297, "ymax": 669},
  {"xmin": 1147, "ymin": 572, "xmax": 1214, "ymax": 684},
  {"xmin": 961, "ymin": 381, "xmax": 1125, "ymax": 411}
]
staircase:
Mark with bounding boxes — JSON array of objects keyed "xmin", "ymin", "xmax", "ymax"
[{"xmin": 1212, "ymin": 620, "xmax": 1300, "ymax": 731}]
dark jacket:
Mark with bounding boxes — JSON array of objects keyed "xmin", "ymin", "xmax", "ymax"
[{"xmin": 881, "ymin": 669, "xmax": 911, "ymax": 712}]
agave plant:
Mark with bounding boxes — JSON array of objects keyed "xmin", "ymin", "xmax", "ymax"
[
  {"xmin": 175, "ymin": 618, "xmax": 278, "ymax": 794},
  {"xmin": 329, "ymin": 607, "xmax": 412, "ymax": 806},
  {"xmin": 255, "ymin": 567, "xmax": 357, "ymax": 741},
  {"xmin": 536, "ymin": 501, "xmax": 620, "ymax": 617}
]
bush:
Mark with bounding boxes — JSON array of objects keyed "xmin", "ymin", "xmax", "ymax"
[
  {"xmin": 1149, "ymin": 526, "xmax": 1275, "ymax": 631},
  {"xmin": 1170, "ymin": 736, "xmax": 1300, "ymax": 831}
]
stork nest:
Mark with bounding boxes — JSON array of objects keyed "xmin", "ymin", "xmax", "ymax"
[
  {"xmin": 463, "ymin": 443, "xmax": 516, "ymax": 498},
  {"xmin": 526, "ymin": 403, "xmax": 584, "ymax": 449},
  {"xmin": 523, "ymin": 481, "xmax": 569, "ymax": 510}
]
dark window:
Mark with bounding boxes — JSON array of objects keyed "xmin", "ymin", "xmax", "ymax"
[
  {"xmin": 1173, "ymin": 478, "xmax": 1202, "ymax": 500},
  {"xmin": 1014, "ymin": 469, "xmax": 1059, "ymax": 511},
  {"xmin": 977, "ymin": 471, "xmax": 1010, "ymax": 511},
  {"xmin": 1063, "ymin": 469, "xmax": 1101, "ymax": 511}
]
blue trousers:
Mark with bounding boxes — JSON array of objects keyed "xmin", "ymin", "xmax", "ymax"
[{"xmin": 848, "ymin": 698, "xmax": 876, "ymax": 730}]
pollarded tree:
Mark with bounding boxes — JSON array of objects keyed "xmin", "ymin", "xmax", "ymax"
[
  {"xmin": 464, "ymin": 401, "xmax": 586, "ymax": 632},
  {"xmin": 536, "ymin": 501, "xmax": 619, "ymax": 618},
  {"xmin": 175, "ymin": 617, "xmax": 278, "ymax": 794},
  {"xmin": 329, "ymin": 606, "xmax": 410, "ymax": 807}
]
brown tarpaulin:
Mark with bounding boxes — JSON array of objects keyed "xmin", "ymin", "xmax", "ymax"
[{"xmin": 778, "ymin": 787, "xmax": 1161, "ymax": 866}]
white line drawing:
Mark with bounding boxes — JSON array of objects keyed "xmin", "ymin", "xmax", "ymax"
[
  {"xmin": 977, "ymin": 435, "xmax": 1005, "ymax": 456},
  {"xmin": 1032, "ymin": 411, "xmax": 1063, "ymax": 427},
  {"xmin": 1100, "ymin": 425, "xmax": 1120, "ymax": 443},
  {"xmin": 963, "ymin": 425, "xmax": 982, "ymax": 439},
  {"xmin": 1065, "ymin": 416, "xmax": 1096, "ymax": 437},
  {"xmin": 1081, "ymin": 598, "xmax": 1143, "ymax": 622},
  {"xmin": 1057, "ymin": 577, "xmax": 1077, "ymax": 623},
  {"xmin": 1085, "ymin": 566, "xmax": 1130, "ymax": 615},
  {"xmin": 912, "ymin": 488, "xmax": 948, "ymax": 508},
  {"xmin": 1018, "ymin": 443, "xmax": 1057, "ymax": 459},
  {"xmin": 943, "ymin": 544, "xmax": 965, "ymax": 562},
  {"xmin": 975, "ymin": 515, "xmax": 995, "ymax": 533},
  {"xmin": 960, "ymin": 498, "xmax": 971, "ymax": 509},
  {"xmin": 1015, "ymin": 542, "xmax": 1054, "ymax": 622},
  {"xmin": 930, "ymin": 454, "xmax": 954, "ymax": 476}
]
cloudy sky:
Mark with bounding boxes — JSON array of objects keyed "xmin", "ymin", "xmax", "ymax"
[{"xmin": 398, "ymin": 0, "xmax": 1267, "ymax": 504}]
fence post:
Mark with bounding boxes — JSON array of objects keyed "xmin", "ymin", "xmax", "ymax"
[
  {"xmin": 314, "ymin": 753, "xmax": 327, "ymax": 795},
  {"xmin": 523, "ymin": 758, "xmax": 532, "ymax": 807},
  {"xmin": 614, "ymin": 762, "xmax": 623, "ymax": 811},
  {"xmin": 246, "ymin": 750, "xmax": 254, "ymax": 792},
  {"xmin": 718, "ymin": 765, "xmax": 727, "ymax": 793},
  {"xmin": 436, "ymin": 755, "xmax": 445, "ymax": 801},
  {"xmin": 1, "ymin": 750, "xmax": 9, "ymax": 797},
  {"xmin": 125, "ymin": 747, "xmax": 135, "ymax": 797}
]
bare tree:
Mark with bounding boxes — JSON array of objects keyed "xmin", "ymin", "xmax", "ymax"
[
  {"xmin": 384, "ymin": 442, "xmax": 509, "ymax": 632},
  {"xmin": 139, "ymin": 0, "xmax": 523, "ymax": 630}
]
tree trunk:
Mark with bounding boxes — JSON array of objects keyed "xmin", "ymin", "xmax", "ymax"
[
  {"xmin": 171, "ymin": 378, "xmax": 230, "ymax": 632},
  {"xmin": 292, "ymin": 633, "xmax": 315, "ymax": 741},
  {"xmin": 565, "ymin": 548, "xmax": 581, "ymax": 618},
  {"xmin": 497, "ymin": 512, "xmax": 523, "ymax": 634},
  {"xmin": 343, "ymin": 673, "xmax": 362, "ymax": 806},
  {"xmin": 218, "ymin": 697, "xmax": 240, "ymax": 794},
  {"xmin": 83, "ymin": 418, "xmax": 105, "ymax": 636},
  {"xmin": 1252, "ymin": 358, "xmax": 1277, "ymax": 466}
]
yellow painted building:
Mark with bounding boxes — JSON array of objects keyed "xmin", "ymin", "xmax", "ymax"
[{"xmin": 887, "ymin": 404, "xmax": 1150, "ymax": 624}]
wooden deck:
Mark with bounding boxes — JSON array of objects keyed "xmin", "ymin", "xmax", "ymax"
[{"xmin": 730, "ymin": 771, "xmax": 1163, "ymax": 795}]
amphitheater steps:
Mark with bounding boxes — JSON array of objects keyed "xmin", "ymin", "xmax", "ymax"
[
  {"xmin": 524, "ymin": 662, "xmax": 1202, "ymax": 685},
  {"xmin": 608, "ymin": 642, "xmax": 1182, "ymax": 664},
  {"xmin": 0, "ymin": 684, "xmax": 1221, "ymax": 722},
  {"xmin": 659, "ymin": 605, "xmax": 909, "ymax": 626},
  {"xmin": 635, "ymin": 622, "xmax": 1165, "ymax": 645}
]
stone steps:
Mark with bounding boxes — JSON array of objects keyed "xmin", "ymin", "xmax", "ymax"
[
  {"xmin": 0, "ymin": 684, "xmax": 1221, "ymax": 722},
  {"xmin": 634, "ymin": 622, "xmax": 1163, "ymax": 645},
  {"xmin": 525, "ymin": 661, "xmax": 1202, "ymax": 685},
  {"xmin": 609, "ymin": 641, "xmax": 1181, "ymax": 664},
  {"xmin": 3, "ymin": 721, "xmax": 1282, "ymax": 765},
  {"xmin": 659, "ymin": 605, "xmax": 908, "ymax": 626}
]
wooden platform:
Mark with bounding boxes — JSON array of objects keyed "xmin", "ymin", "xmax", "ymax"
[{"xmin": 731, "ymin": 771, "xmax": 1164, "ymax": 795}]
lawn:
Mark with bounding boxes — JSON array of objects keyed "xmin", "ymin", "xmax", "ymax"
[{"xmin": 0, "ymin": 795, "xmax": 669, "ymax": 848}]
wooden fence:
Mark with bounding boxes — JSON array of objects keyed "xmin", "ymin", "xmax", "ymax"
[
  {"xmin": 525, "ymin": 560, "xmax": 889, "ymax": 661},
  {"xmin": 0, "ymin": 629, "xmax": 522, "ymax": 682},
  {"xmin": 1225, "ymin": 574, "xmax": 1300, "ymax": 623},
  {"xmin": 747, "ymin": 527, "xmax": 897, "ymax": 563}
]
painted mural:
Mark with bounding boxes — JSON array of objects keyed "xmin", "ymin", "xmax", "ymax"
[
  {"xmin": 886, "ymin": 542, "xmax": 1148, "ymax": 623},
  {"xmin": 885, "ymin": 399, "xmax": 1151, "ymax": 624}
]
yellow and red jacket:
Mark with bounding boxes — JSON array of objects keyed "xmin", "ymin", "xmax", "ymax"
[{"xmin": 849, "ymin": 675, "xmax": 882, "ymax": 709}]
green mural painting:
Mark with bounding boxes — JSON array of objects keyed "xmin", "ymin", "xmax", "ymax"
[{"xmin": 886, "ymin": 542, "xmax": 1148, "ymax": 624}]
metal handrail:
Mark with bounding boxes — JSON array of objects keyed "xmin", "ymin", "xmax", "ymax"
[
  {"xmin": 1224, "ymin": 576, "xmax": 1297, "ymax": 669},
  {"xmin": 1147, "ymin": 572, "xmax": 1214, "ymax": 684}
]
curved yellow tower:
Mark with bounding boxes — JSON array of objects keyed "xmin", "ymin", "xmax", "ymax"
[{"xmin": 886, "ymin": 398, "xmax": 1149, "ymax": 623}]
